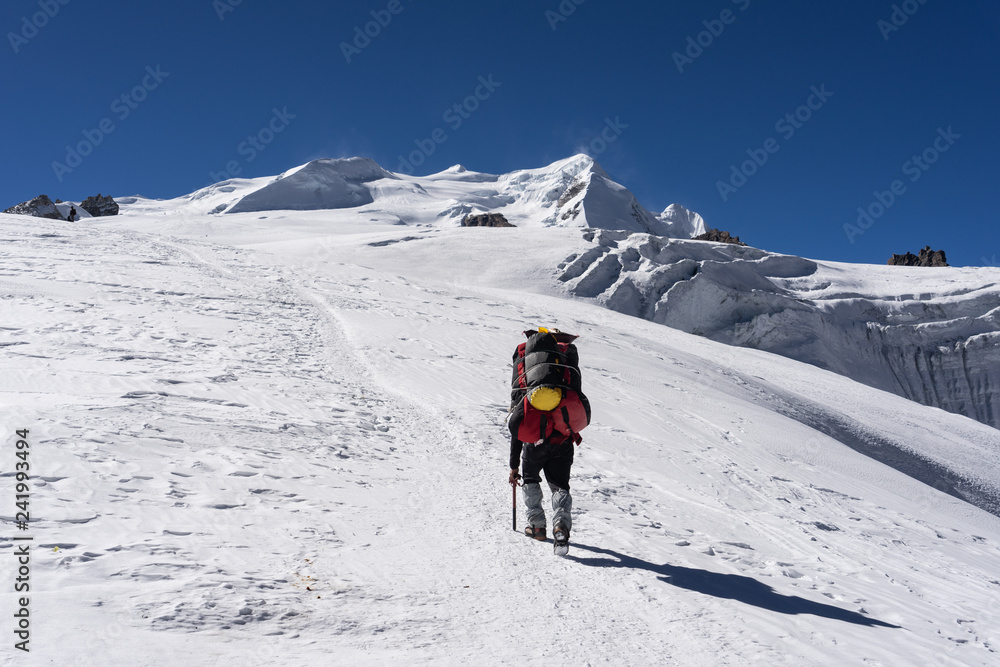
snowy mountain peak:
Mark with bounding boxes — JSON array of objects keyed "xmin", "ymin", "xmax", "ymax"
[
  {"xmin": 123, "ymin": 154, "xmax": 708, "ymax": 238},
  {"xmin": 537, "ymin": 153, "xmax": 605, "ymax": 178},
  {"xmin": 277, "ymin": 156, "xmax": 395, "ymax": 183},
  {"xmin": 226, "ymin": 157, "xmax": 395, "ymax": 214},
  {"xmin": 659, "ymin": 203, "xmax": 708, "ymax": 238}
]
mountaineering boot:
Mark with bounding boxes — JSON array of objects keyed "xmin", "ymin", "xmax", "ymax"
[
  {"xmin": 525, "ymin": 525, "xmax": 547, "ymax": 541},
  {"xmin": 553, "ymin": 523, "xmax": 569, "ymax": 556}
]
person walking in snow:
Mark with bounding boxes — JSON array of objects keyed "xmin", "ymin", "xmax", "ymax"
[
  {"xmin": 67, "ymin": 206, "xmax": 76, "ymax": 222},
  {"xmin": 508, "ymin": 328, "xmax": 590, "ymax": 555}
]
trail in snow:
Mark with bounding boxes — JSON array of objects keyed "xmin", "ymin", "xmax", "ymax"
[
  {"xmin": 113, "ymin": 153, "xmax": 1000, "ymax": 436},
  {"xmin": 2, "ymin": 215, "xmax": 999, "ymax": 665}
]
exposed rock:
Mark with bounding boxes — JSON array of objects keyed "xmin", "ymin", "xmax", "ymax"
[
  {"xmin": 557, "ymin": 180, "xmax": 585, "ymax": 208},
  {"xmin": 888, "ymin": 246, "xmax": 949, "ymax": 267},
  {"xmin": 461, "ymin": 213, "xmax": 515, "ymax": 228},
  {"xmin": 4, "ymin": 194, "xmax": 64, "ymax": 219},
  {"xmin": 80, "ymin": 194, "xmax": 119, "ymax": 217},
  {"xmin": 694, "ymin": 228, "xmax": 747, "ymax": 246}
]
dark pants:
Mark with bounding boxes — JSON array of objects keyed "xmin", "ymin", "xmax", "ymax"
[
  {"xmin": 521, "ymin": 439, "xmax": 574, "ymax": 489},
  {"xmin": 521, "ymin": 439, "xmax": 574, "ymax": 530}
]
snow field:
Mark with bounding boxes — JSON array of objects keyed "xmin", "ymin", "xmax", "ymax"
[{"xmin": 1, "ymin": 213, "xmax": 999, "ymax": 665}]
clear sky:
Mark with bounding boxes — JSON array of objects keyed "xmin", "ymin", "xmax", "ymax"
[{"xmin": 3, "ymin": 0, "xmax": 998, "ymax": 266}]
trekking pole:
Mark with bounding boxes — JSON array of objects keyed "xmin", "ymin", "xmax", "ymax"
[
  {"xmin": 512, "ymin": 479, "xmax": 517, "ymax": 531},
  {"xmin": 511, "ymin": 474, "xmax": 522, "ymax": 531}
]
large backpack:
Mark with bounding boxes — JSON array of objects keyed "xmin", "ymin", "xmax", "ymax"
[{"xmin": 508, "ymin": 328, "xmax": 591, "ymax": 445}]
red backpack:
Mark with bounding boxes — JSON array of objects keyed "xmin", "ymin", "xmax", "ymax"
[{"xmin": 508, "ymin": 328, "xmax": 591, "ymax": 445}]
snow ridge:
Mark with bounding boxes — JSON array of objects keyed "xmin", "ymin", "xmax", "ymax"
[
  {"xmin": 226, "ymin": 158, "xmax": 395, "ymax": 214},
  {"xmin": 121, "ymin": 154, "xmax": 704, "ymax": 239},
  {"xmin": 559, "ymin": 230, "xmax": 1000, "ymax": 431}
]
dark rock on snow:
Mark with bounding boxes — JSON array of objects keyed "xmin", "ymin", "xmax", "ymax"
[
  {"xmin": 4, "ymin": 194, "xmax": 63, "ymax": 219},
  {"xmin": 888, "ymin": 246, "xmax": 949, "ymax": 267},
  {"xmin": 694, "ymin": 228, "xmax": 747, "ymax": 246},
  {"xmin": 461, "ymin": 212, "xmax": 515, "ymax": 227},
  {"xmin": 80, "ymin": 194, "xmax": 119, "ymax": 217}
]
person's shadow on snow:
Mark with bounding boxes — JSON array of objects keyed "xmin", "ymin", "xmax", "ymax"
[{"xmin": 569, "ymin": 542, "xmax": 900, "ymax": 628}]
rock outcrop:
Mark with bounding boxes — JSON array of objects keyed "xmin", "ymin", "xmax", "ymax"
[
  {"xmin": 889, "ymin": 246, "xmax": 949, "ymax": 267},
  {"xmin": 4, "ymin": 194, "xmax": 63, "ymax": 219},
  {"xmin": 694, "ymin": 228, "xmax": 747, "ymax": 246},
  {"xmin": 80, "ymin": 194, "xmax": 119, "ymax": 217},
  {"xmin": 461, "ymin": 213, "xmax": 515, "ymax": 227}
]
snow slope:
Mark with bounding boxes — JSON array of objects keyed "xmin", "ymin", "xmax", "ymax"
[
  {"xmin": 2, "ymin": 210, "xmax": 999, "ymax": 666},
  {"xmin": 53, "ymin": 202, "xmax": 93, "ymax": 220},
  {"xmin": 105, "ymin": 155, "xmax": 999, "ymax": 432}
]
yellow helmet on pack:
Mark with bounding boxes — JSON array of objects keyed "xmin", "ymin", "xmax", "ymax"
[{"xmin": 529, "ymin": 386, "xmax": 563, "ymax": 412}]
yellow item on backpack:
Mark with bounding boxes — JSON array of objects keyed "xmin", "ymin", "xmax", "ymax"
[{"xmin": 529, "ymin": 386, "xmax": 563, "ymax": 412}]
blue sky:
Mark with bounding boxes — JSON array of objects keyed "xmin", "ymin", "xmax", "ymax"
[{"xmin": 3, "ymin": 0, "xmax": 998, "ymax": 266}]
